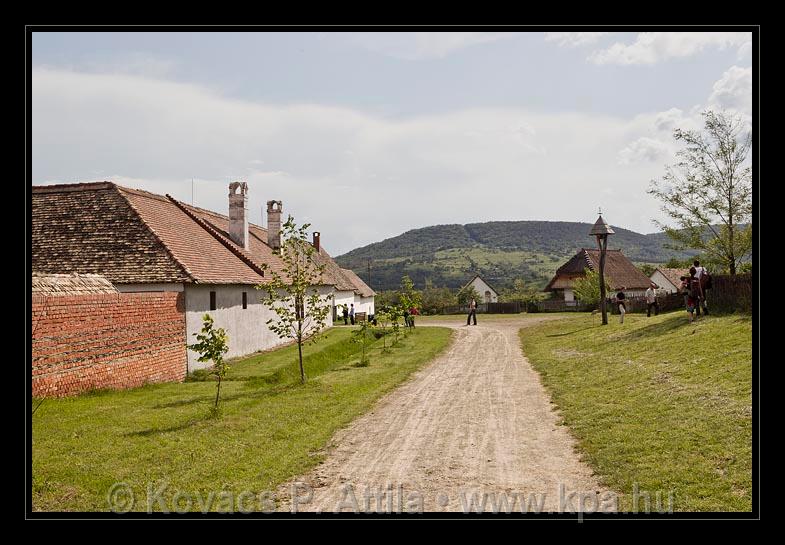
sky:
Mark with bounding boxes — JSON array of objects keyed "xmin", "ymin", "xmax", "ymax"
[{"xmin": 31, "ymin": 31, "xmax": 754, "ymax": 256}]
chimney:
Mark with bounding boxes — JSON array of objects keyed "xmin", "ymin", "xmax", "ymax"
[
  {"xmin": 267, "ymin": 200, "xmax": 282, "ymax": 252},
  {"xmin": 312, "ymin": 232, "xmax": 321, "ymax": 252},
  {"xmin": 228, "ymin": 181, "xmax": 249, "ymax": 250}
]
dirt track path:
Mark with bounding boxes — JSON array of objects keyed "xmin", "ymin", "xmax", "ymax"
[{"xmin": 281, "ymin": 317, "xmax": 614, "ymax": 513}]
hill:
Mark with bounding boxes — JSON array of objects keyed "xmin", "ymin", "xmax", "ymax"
[{"xmin": 335, "ymin": 220, "xmax": 698, "ymax": 291}]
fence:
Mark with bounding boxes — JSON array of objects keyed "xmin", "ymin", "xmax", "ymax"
[
  {"xmin": 438, "ymin": 302, "xmax": 523, "ymax": 315},
  {"xmin": 707, "ymin": 273, "xmax": 752, "ymax": 314}
]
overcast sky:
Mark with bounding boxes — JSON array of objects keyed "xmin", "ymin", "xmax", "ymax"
[{"xmin": 31, "ymin": 31, "xmax": 753, "ymax": 256}]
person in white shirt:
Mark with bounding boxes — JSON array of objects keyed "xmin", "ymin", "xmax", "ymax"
[
  {"xmin": 692, "ymin": 259, "xmax": 709, "ymax": 316},
  {"xmin": 645, "ymin": 282, "xmax": 659, "ymax": 317}
]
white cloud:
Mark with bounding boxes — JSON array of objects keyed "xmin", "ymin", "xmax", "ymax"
[
  {"xmin": 544, "ymin": 32, "xmax": 609, "ymax": 47},
  {"xmin": 589, "ymin": 32, "xmax": 752, "ymax": 65},
  {"xmin": 336, "ymin": 32, "xmax": 518, "ymax": 60},
  {"xmin": 708, "ymin": 65, "xmax": 752, "ymax": 117},
  {"xmin": 33, "ymin": 68, "xmax": 698, "ymax": 252},
  {"xmin": 617, "ymin": 137, "xmax": 670, "ymax": 165}
]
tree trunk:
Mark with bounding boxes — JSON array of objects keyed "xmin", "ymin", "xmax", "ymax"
[
  {"xmin": 214, "ymin": 376, "xmax": 221, "ymax": 409},
  {"xmin": 297, "ymin": 327, "xmax": 305, "ymax": 384}
]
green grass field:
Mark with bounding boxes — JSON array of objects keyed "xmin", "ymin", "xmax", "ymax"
[
  {"xmin": 32, "ymin": 326, "xmax": 453, "ymax": 512},
  {"xmin": 519, "ymin": 311, "xmax": 753, "ymax": 512}
]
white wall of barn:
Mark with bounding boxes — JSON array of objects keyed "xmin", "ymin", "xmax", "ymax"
[
  {"xmin": 650, "ymin": 271, "xmax": 680, "ymax": 294},
  {"xmin": 469, "ymin": 277, "xmax": 498, "ymax": 303},
  {"xmin": 184, "ymin": 284, "xmax": 334, "ymax": 372}
]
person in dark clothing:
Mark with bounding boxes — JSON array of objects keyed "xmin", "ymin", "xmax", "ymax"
[
  {"xmin": 467, "ymin": 298, "xmax": 477, "ymax": 326},
  {"xmin": 645, "ymin": 282, "xmax": 659, "ymax": 317},
  {"xmin": 615, "ymin": 288, "xmax": 626, "ymax": 324},
  {"xmin": 403, "ymin": 308, "xmax": 410, "ymax": 328},
  {"xmin": 342, "ymin": 305, "xmax": 348, "ymax": 325}
]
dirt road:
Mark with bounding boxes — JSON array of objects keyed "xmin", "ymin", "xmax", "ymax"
[{"xmin": 281, "ymin": 316, "xmax": 615, "ymax": 513}]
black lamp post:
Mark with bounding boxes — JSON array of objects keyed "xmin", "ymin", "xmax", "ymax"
[{"xmin": 589, "ymin": 210, "xmax": 614, "ymax": 325}]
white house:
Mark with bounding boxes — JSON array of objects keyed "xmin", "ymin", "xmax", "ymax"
[
  {"xmin": 462, "ymin": 274, "xmax": 499, "ymax": 303},
  {"xmin": 650, "ymin": 268, "xmax": 689, "ymax": 294},
  {"xmin": 32, "ymin": 181, "xmax": 374, "ymax": 372}
]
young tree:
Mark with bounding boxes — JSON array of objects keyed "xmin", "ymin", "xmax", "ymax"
[
  {"xmin": 351, "ymin": 320, "xmax": 373, "ymax": 366},
  {"xmin": 500, "ymin": 278, "xmax": 543, "ymax": 306},
  {"xmin": 457, "ymin": 285, "xmax": 483, "ymax": 306},
  {"xmin": 573, "ymin": 269, "xmax": 611, "ymax": 308},
  {"xmin": 187, "ymin": 314, "xmax": 230, "ymax": 411},
  {"xmin": 257, "ymin": 216, "xmax": 333, "ymax": 384},
  {"xmin": 397, "ymin": 275, "xmax": 423, "ymax": 312},
  {"xmin": 648, "ymin": 110, "xmax": 752, "ymax": 274}
]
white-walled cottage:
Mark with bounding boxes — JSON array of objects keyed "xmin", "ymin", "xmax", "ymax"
[
  {"xmin": 462, "ymin": 275, "xmax": 499, "ymax": 303},
  {"xmin": 31, "ymin": 181, "xmax": 374, "ymax": 372}
]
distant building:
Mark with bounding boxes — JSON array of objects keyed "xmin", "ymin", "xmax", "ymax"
[
  {"xmin": 544, "ymin": 248, "xmax": 651, "ymax": 303},
  {"xmin": 462, "ymin": 274, "xmax": 499, "ymax": 303},
  {"xmin": 650, "ymin": 267, "xmax": 690, "ymax": 294}
]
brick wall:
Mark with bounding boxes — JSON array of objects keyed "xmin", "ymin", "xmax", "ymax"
[{"xmin": 32, "ymin": 291, "xmax": 187, "ymax": 397}]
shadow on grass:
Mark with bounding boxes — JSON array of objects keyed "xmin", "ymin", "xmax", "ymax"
[
  {"xmin": 619, "ymin": 315, "xmax": 688, "ymax": 340},
  {"xmin": 153, "ymin": 380, "xmax": 302, "ymax": 409},
  {"xmin": 545, "ymin": 325, "xmax": 603, "ymax": 338}
]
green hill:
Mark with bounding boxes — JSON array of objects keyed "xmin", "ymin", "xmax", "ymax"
[{"xmin": 336, "ymin": 220, "xmax": 698, "ymax": 292}]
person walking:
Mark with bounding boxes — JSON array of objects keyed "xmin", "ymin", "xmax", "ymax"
[
  {"xmin": 409, "ymin": 306, "xmax": 419, "ymax": 328},
  {"xmin": 692, "ymin": 259, "xmax": 709, "ymax": 316},
  {"xmin": 467, "ymin": 298, "xmax": 477, "ymax": 326},
  {"xmin": 645, "ymin": 282, "xmax": 659, "ymax": 317},
  {"xmin": 349, "ymin": 303, "xmax": 355, "ymax": 326},
  {"xmin": 615, "ymin": 288, "xmax": 626, "ymax": 324},
  {"xmin": 681, "ymin": 267, "xmax": 700, "ymax": 323},
  {"xmin": 341, "ymin": 304, "xmax": 349, "ymax": 325}
]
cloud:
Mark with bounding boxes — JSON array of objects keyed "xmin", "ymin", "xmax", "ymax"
[
  {"xmin": 589, "ymin": 32, "xmax": 752, "ymax": 65},
  {"xmin": 544, "ymin": 32, "xmax": 609, "ymax": 47},
  {"xmin": 33, "ymin": 67, "xmax": 711, "ymax": 253},
  {"xmin": 335, "ymin": 32, "xmax": 519, "ymax": 60},
  {"xmin": 708, "ymin": 65, "xmax": 752, "ymax": 117},
  {"xmin": 617, "ymin": 137, "xmax": 670, "ymax": 165}
]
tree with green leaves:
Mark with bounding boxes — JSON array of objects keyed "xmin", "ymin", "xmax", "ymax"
[
  {"xmin": 457, "ymin": 285, "xmax": 483, "ymax": 307},
  {"xmin": 500, "ymin": 278, "xmax": 543, "ymax": 306},
  {"xmin": 187, "ymin": 314, "xmax": 230, "ymax": 411},
  {"xmin": 257, "ymin": 216, "xmax": 333, "ymax": 384},
  {"xmin": 648, "ymin": 110, "xmax": 752, "ymax": 274},
  {"xmin": 397, "ymin": 275, "xmax": 422, "ymax": 313},
  {"xmin": 573, "ymin": 269, "xmax": 611, "ymax": 308},
  {"xmin": 351, "ymin": 320, "xmax": 373, "ymax": 366}
]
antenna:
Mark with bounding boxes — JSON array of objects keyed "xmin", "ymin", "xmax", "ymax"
[{"xmin": 191, "ymin": 177, "xmax": 194, "ymax": 205}]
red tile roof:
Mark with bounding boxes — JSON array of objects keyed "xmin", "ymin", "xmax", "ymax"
[
  {"xmin": 32, "ymin": 182, "xmax": 359, "ymax": 289},
  {"xmin": 544, "ymin": 248, "xmax": 651, "ymax": 291},
  {"xmin": 340, "ymin": 268, "xmax": 376, "ymax": 297}
]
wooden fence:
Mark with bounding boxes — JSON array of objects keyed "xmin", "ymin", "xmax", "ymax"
[{"xmin": 706, "ymin": 273, "xmax": 752, "ymax": 314}]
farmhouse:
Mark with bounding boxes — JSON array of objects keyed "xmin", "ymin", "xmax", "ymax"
[
  {"xmin": 462, "ymin": 274, "xmax": 499, "ymax": 303},
  {"xmin": 544, "ymin": 248, "xmax": 651, "ymax": 303},
  {"xmin": 32, "ymin": 181, "xmax": 374, "ymax": 394},
  {"xmin": 650, "ymin": 267, "xmax": 690, "ymax": 294}
]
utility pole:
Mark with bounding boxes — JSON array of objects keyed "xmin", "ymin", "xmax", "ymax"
[{"xmin": 367, "ymin": 259, "xmax": 372, "ymax": 289}]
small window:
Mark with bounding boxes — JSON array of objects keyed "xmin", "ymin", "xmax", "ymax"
[
  {"xmin": 242, "ymin": 292, "xmax": 247, "ymax": 309},
  {"xmin": 210, "ymin": 291, "xmax": 216, "ymax": 311}
]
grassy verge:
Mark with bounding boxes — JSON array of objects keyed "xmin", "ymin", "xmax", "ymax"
[
  {"xmin": 32, "ymin": 326, "xmax": 453, "ymax": 511},
  {"xmin": 520, "ymin": 311, "xmax": 752, "ymax": 512}
]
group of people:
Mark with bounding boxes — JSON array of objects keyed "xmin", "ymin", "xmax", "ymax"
[
  {"xmin": 679, "ymin": 260, "xmax": 710, "ymax": 323},
  {"xmin": 612, "ymin": 259, "xmax": 710, "ymax": 324},
  {"xmin": 403, "ymin": 306, "xmax": 420, "ymax": 328},
  {"xmin": 341, "ymin": 303, "xmax": 355, "ymax": 325}
]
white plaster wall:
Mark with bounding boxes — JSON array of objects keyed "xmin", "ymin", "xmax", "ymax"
[
  {"xmin": 184, "ymin": 284, "xmax": 334, "ymax": 372},
  {"xmin": 650, "ymin": 271, "xmax": 679, "ymax": 293},
  {"xmin": 353, "ymin": 295, "xmax": 375, "ymax": 316},
  {"xmin": 470, "ymin": 277, "xmax": 498, "ymax": 303},
  {"xmin": 333, "ymin": 290, "xmax": 355, "ymax": 320},
  {"xmin": 563, "ymin": 288, "xmax": 574, "ymax": 302}
]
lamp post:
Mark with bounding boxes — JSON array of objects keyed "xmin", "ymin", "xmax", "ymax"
[{"xmin": 589, "ymin": 209, "xmax": 614, "ymax": 325}]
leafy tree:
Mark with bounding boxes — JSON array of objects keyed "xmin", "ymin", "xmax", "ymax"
[
  {"xmin": 397, "ymin": 275, "xmax": 423, "ymax": 311},
  {"xmin": 664, "ymin": 257, "xmax": 695, "ymax": 269},
  {"xmin": 351, "ymin": 320, "xmax": 373, "ymax": 366},
  {"xmin": 648, "ymin": 110, "xmax": 752, "ymax": 274},
  {"xmin": 457, "ymin": 285, "xmax": 483, "ymax": 306},
  {"xmin": 421, "ymin": 279, "xmax": 455, "ymax": 315},
  {"xmin": 187, "ymin": 314, "xmax": 230, "ymax": 411},
  {"xmin": 500, "ymin": 278, "xmax": 543, "ymax": 306},
  {"xmin": 257, "ymin": 216, "xmax": 333, "ymax": 384},
  {"xmin": 572, "ymin": 269, "xmax": 611, "ymax": 308},
  {"xmin": 375, "ymin": 309, "xmax": 391, "ymax": 353},
  {"xmin": 636, "ymin": 263, "xmax": 657, "ymax": 277},
  {"xmin": 387, "ymin": 305, "xmax": 404, "ymax": 343}
]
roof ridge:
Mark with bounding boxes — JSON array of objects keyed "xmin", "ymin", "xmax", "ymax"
[
  {"xmin": 166, "ymin": 194, "xmax": 268, "ymax": 281},
  {"xmin": 115, "ymin": 186, "xmax": 196, "ymax": 283},
  {"xmin": 32, "ymin": 181, "xmax": 116, "ymax": 193}
]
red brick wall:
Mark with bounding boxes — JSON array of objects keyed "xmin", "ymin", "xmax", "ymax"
[{"xmin": 32, "ymin": 291, "xmax": 187, "ymax": 397}]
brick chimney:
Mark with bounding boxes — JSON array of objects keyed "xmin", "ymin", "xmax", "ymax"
[
  {"xmin": 312, "ymin": 231, "xmax": 321, "ymax": 253},
  {"xmin": 228, "ymin": 181, "xmax": 249, "ymax": 250},
  {"xmin": 267, "ymin": 200, "xmax": 282, "ymax": 252}
]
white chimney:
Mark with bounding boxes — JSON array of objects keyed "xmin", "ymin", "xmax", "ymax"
[
  {"xmin": 267, "ymin": 200, "xmax": 282, "ymax": 252},
  {"xmin": 228, "ymin": 181, "xmax": 249, "ymax": 250}
]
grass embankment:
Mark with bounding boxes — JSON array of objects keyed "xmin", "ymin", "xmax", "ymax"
[
  {"xmin": 520, "ymin": 312, "xmax": 752, "ymax": 512},
  {"xmin": 32, "ymin": 326, "xmax": 453, "ymax": 511}
]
